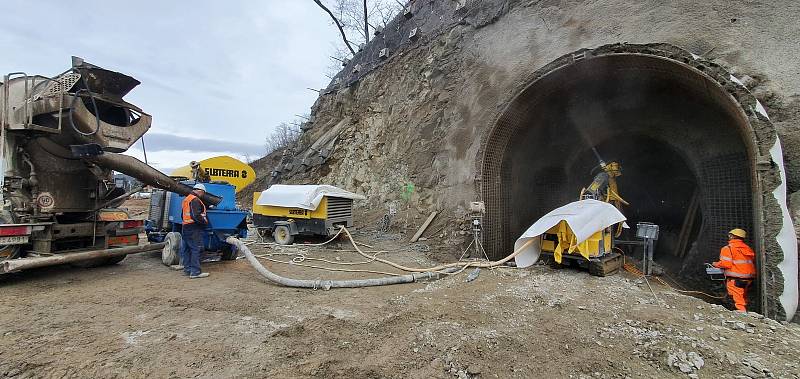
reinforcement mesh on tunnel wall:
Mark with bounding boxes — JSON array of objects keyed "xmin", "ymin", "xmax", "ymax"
[
  {"xmin": 697, "ymin": 153, "xmax": 754, "ymax": 258},
  {"xmin": 482, "ymin": 99, "xmax": 528, "ymax": 257}
]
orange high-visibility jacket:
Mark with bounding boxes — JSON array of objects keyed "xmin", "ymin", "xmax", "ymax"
[
  {"xmin": 714, "ymin": 239, "xmax": 756, "ymax": 279},
  {"xmin": 182, "ymin": 194, "xmax": 207, "ymax": 225}
]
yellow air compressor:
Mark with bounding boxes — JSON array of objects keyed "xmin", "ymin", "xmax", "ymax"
[{"xmin": 251, "ymin": 185, "xmax": 364, "ymax": 245}]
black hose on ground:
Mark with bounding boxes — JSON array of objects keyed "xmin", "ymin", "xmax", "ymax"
[{"xmin": 226, "ymin": 237, "xmax": 458, "ymax": 289}]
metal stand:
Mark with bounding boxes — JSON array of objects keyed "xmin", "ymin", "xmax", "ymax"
[
  {"xmin": 459, "ymin": 217, "xmax": 489, "ymax": 261},
  {"xmin": 459, "ymin": 202, "xmax": 489, "ymax": 261},
  {"xmin": 636, "ymin": 222, "xmax": 659, "ymax": 276},
  {"xmin": 642, "ymin": 237, "xmax": 654, "ymax": 275}
]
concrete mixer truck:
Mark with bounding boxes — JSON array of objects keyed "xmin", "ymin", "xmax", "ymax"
[{"xmin": 0, "ymin": 57, "xmax": 222, "ymax": 273}]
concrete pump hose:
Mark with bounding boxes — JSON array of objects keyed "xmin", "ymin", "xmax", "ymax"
[{"xmin": 226, "ymin": 236, "xmax": 458, "ymax": 289}]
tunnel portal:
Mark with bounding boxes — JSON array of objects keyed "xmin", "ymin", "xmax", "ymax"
[{"xmin": 481, "ymin": 47, "xmax": 761, "ymax": 302}]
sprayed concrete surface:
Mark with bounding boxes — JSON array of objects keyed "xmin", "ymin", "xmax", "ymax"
[{"xmin": 1, "ymin": 235, "xmax": 799, "ymax": 378}]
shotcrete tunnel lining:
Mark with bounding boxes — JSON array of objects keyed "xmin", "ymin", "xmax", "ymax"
[{"xmin": 479, "ymin": 48, "xmax": 765, "ymax": 307}]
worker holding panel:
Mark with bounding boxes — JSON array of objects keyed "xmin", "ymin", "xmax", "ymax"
[
  {"xmin": 712, "ymin": 228, "xmax": 757, "ymax": 312},
  {"xmin": 181, "ymin": 184, "xmax": 210, "ymax": 279}
]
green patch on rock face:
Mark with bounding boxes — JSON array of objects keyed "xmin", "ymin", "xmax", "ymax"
[{"xmin": 401, "ymin": 182, "xmax": 415, "ymax": 201}]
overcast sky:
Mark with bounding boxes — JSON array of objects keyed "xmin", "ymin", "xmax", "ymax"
[{"xmin": 1, "ymin": 1, "xmax": 337, "ymax": 172}]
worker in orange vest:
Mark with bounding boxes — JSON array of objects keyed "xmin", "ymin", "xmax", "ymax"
[
  {"xmin": 712, "ymin": 228, "xmax": 757, "ymax": 312},
  {"xmin": 180, "ymin": 184, "xmax": 210, "ymax": 279}
]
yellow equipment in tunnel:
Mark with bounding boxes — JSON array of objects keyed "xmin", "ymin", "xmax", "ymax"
[
  {"xmin": 538, "ymin": 160, "xmax": 626, "ymax": 276},
  {"xmin": 541, "ymin": 220, "xmax": 613, "ymax": 264}
]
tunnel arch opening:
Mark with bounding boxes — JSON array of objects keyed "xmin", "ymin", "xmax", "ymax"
[{"xmin": 478, "ymin": 44, "xmax": 778, "ymax": 309}]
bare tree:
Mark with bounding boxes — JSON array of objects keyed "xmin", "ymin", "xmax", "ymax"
[
  {"xmin": 363, "ymin": 0, "xmax": 369, "ymax": 45},
  {"xmin": 264, "ymin": 122, "xmax": 302, "ymax": 155},
  {"xmin": 313, "ymin": 0, "xmax": 357, "ymax": 55},
  {"xmin": 313, "ymin": 0, "xmax": 403, "ymax": 57}
]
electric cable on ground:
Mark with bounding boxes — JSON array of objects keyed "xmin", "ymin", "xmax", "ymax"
[
  {"xmin": 255, "ymin": 251, "xmax": 387, "ymax": 266},
  {"xmin": 227, "ymin": 225, "xmax": 533, "ymax": 288},
  {"xmin": 254, "ymin": 225, "xmax": 529, "ymax": 275},
  {"xmin": 253, "ymin": 254, "xmax": 403, "ymax": 277},
  {"xmin": 616, "ymin": 247, "xmax": 725, "ymax": 300},
  {"xmin": 340, "ymin": 226, "xmax": 534, "ymax": 273}
]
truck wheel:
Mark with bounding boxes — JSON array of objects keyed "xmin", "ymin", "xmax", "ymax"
[
  {"xmin": 161, "ymin": 232, "xmax": 182, "ymax": 266},
  {"xmin": 220, "ymin": 245, "xmax": 237, "ymax": 261},
  {"xmin": 0, "ymin": 245, "xmax": 21, "ymax": 263},
  {"xmin": 273, "ymin": 225, "xmax": 294, "ymax": 245}
]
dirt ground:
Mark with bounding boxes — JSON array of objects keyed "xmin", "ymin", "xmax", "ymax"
[
  {"xmin": 1, "ymin": 224, "xmax": 799, "ymax": 379},
  {"xmin": 123, "ymin": 198, "xmax": 151, "ymax": 219}
]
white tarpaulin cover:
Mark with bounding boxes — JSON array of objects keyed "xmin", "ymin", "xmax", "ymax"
[
  {"xmin": 255, "ymin": 185, "xmax": 365, "ymax": 211},
  {"xmin": 514, "ymin": 199, "xmax": 627, "ymax": 268}
]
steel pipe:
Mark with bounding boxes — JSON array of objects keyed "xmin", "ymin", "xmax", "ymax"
[{"xmin": 1, "ymin": 242, "xmax": 166, "ymax": 273}]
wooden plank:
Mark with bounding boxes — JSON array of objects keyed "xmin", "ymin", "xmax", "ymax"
[
  {"xmin": 674, "ymin": 190, "xmax": 699, "ymax": 258},
  {"xmin": 410, "ymin": 211, "xmax": 438, "ymax": 242}
]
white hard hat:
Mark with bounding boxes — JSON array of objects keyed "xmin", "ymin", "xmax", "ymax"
[{"xmin": 193, "ymin": 183, "xmax": 206, "ymax": 191}]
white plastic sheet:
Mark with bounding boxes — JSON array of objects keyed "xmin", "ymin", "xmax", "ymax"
[
  {"xmin": 255, "ymin": 185, "xmax": 365, "ymax": 211},
  {"xmin": 769, "ymin": 137, "xmax": 798, "ymax": 320},
  {"xmin": 514, "ymin": 199, "xmax": 627, "ymax": 268}
]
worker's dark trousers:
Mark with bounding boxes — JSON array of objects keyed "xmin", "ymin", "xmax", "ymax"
[{"xmin": 181, "ymin": 224, "xmax": 205, "ymax": 276}]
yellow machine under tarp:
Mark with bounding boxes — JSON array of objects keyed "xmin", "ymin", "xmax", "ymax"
[
  {"xmin": 542, "ymin": 220, "xmax": 612, "ymax": 264},
  {"xmin": 533, "ymin": 159, "xmax": 628, "ymax": 276},
  {"xmin": 171, "ymin": 156, "xmax": 255, "ymax": 193},
  {"xmin": 514, "ymin": 199, "xmax": 627, "ymax": 272}
]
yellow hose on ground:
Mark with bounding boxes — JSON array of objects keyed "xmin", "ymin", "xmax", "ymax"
[
  {"xmin": 340, "ymin": 226, "xmax": 534, "ymax": 273},
  {"xmin": 253, "ymin": 254, "xmax": 403, "ymax": 277},
  {"xmin": 248, "ymin": 226, "xmax": 529, "ymax": 277},
  {"xmin": 653, "ymin": 275, "xmax": 726, "ymax": 299}
]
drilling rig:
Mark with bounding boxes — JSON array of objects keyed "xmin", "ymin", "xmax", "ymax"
[{"xmin": 0, "ymin": 57, "xmax": 221, "ymax": 273}]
